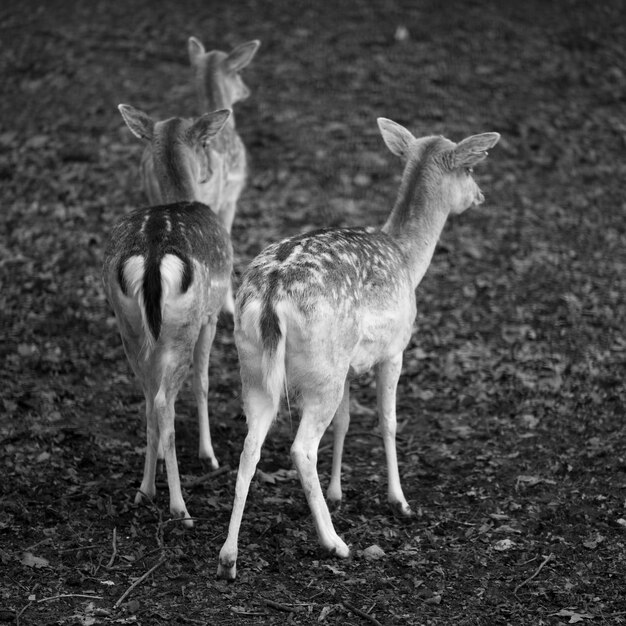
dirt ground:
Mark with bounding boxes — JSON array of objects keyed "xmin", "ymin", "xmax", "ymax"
[{"xmin": 1, "ymin": 1, "xmax": 625, "ymax": 624}]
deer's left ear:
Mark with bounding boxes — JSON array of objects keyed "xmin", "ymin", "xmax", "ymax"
[
  {"xmin": 118, "ymin": 104, "xmax": 155, "ymax": 142},
  {"xmin": 453, "ymin": 133, "xmax": 501, "ymax": 168},
  {"xmin": 188, "ymin": 36, "xmax": 206, "ymax": 65},
  {"xmin": 188, "ymin": 109, "xmax": 231, "ymax": 146},
  {"xmin": 225, "ymin": 40, "xmax": 261, "ymax": 72},
  {"xmin": 377, "ymin": 117, "xmax": 416, "ymax": 160}
]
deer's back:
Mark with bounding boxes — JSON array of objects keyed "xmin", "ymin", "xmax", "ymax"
[
  {"xmin": 238, "ymin": 227, "xmax": 416, "ymax": 377},
  {"xmin": 104, "ymin": 202, "xmax": 232, "ymax": 273}
]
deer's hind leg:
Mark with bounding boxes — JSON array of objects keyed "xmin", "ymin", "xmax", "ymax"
[{"xmin": 291, "ymin": 378, "xmax": 351, "ymax": 558}]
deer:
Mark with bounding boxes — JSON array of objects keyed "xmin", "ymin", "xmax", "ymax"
[
  {"xmin": 185, "ymin": 37, "xmax": 260, "ymax": 313},
  {"xmin": 216, "ymin": 118, "xmax": 500, "ymax": 579},
  {"xmin": 102, "ymin": 105, "xmax": 233, "ymax": 527},
  {"xmin": 134, "ymin": 38, "xmax": 259, "ymax": 315}
]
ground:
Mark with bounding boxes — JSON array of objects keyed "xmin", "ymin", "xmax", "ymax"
[{"xmin": 1, "ymin": 1, "xmax": 625, "ymax": 624}]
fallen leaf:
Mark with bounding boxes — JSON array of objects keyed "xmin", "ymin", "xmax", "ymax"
[
  {"xmin": 256, "ymin": 470, "xmax": 277, "ymax": 484},
  {"xmin": 424, "ymin": 594, "xmax": 442, "ymax": 605},
  {"xmin": 493, "ymin": 539, "xmax": 515, "ymax": 551},
  {"xmin": 516, "ymin": 475, "xmax": 557, "ymax": 488},
  {"xmin": 257, "ymin": 468, "xmax": 298, "ymax": 484},
  {"xmin": 25, "ymin": 134, "xmax": 49, "ymax": 149},
  {"xmin": 395, "ymin": 25, "xmax": 410, "ymax": 42},
  {"xmin": 552, "ymin": 608, "xmax": 595, "ymax": 623},
  {"xmin": 17, "ymin": 344, "xmax": 38, "ymax": 358},
  {"xmin": 21, "ymin": 552, "xmax": 49, "ymax": 568},
  {"xmin": 362, "ymin": 545, "xmax": 385, "ymax": 560},
  {"xmin": 520, "ymin": 414, "xmax": 539, "ymax": 429},
  {"xmin": 323, "ymin": 563, "xmax": 346, "ymax": 576},
  {"xmin": 582, "ymin": 534, "xmax": 605, "ymax": 550}
]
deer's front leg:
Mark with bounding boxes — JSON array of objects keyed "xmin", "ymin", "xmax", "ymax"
[
  {"xmin": 375, "ymin": 354, "xmax": 412, "ymax": 517},
  {"xmin": 193, "ymin": 319, "xmax": 219, "ymax": 469}
]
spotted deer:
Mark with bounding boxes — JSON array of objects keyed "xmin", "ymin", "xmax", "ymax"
[
  {"xmin": 103, "ymin": 106, "xmax": 233, "ymax": 527},
  {"xmin": 217, "ymin": 118, "xmax": 500, "ymax": 579}
]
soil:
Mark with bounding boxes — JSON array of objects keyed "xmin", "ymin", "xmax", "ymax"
[{"xmin": 1, "ymin": 1, "xmax": 625, "ymax": 624}]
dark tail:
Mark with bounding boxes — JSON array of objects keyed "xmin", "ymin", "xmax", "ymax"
[
  {"xmin": 143, "ymin": 254, "xmax": 162, "ymax": 343},
  {"xmin": 256, "ymin": 286, "xmax": 286, "ymax": 406}
]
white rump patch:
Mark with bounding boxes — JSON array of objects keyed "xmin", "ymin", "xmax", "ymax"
[
  {"xmin": 123, "ymin": 255, "xmax": 145, "ymax": 299},
  {"xmin": 120, "ymin": 253, "xmax": 186, "ymax": 357},
  {"xmin": 160, "ymin": 254, "xmax": 185, "ymax": 299},
  {"xmin": 121, "ymin": 255, "xmax": 154, "ymax": 354}
]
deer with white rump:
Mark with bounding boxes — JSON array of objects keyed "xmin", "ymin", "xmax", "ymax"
[
  {"xmin": 135, "ymin": 38, "xmax": 259, "ymax": 314},
  {"xmin": 103, "ymin": 106, "xmax": 233, "ymax": 527},
  {"xmin": 217, "ymin": 118, "xmax": 500, "ymax": 579}
]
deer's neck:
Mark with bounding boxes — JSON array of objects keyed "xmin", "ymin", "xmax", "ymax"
[
  {"xmin": 160, "ymin": 167, "xmax": 196, "ymax": 204},
  {"xmin": 382, "ymin": 158, "xmax": 450, "ymax": 289},
  {"xmin": 153, "ymin": 147, "xmax": 197, "ymax": 204}
]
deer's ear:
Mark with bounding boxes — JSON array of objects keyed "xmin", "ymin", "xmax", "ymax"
[
  {"xmin": 377, "ymin": 117, "xmax": 415, "ymax": 159},
  {"xmin": 453, "ymin": 133, "xmax": 501, "ymax": 168},
  {"xmin": 188, "ymin": 36, "xmax": 205, "ymax": 65},
  {"xmin": 225, "ymin": 40, "xmax": 260, "ymax": 72},
  {"xmin": 118, "ymin": 104, "xmax": 155, "ymax": 141},
  {"xmin": 188, "ymin": 109, "xmax": 231, "ymax": 145}
]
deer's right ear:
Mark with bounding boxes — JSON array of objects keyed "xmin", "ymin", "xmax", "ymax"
[
  {"xmin": 189, "ymin": 109, "xmax": 231, "ymax": 146},
  {"xmin": 118, "ymin": 104, "xmax": 155, "ymax": 141},
  {"xmin": 377, "ymin": 117, "xmax": 415, "ymax": 159},
  {"xmin": 453, "ymin": 133, "xmax": 501, "ymax": 168},
  {"xmin": 225, "ymin": 40, "xmax": 261, "ymax": 72},
  {"xmin": 188, "ymin": 36, "xmax": 206, "ymax": 64}
]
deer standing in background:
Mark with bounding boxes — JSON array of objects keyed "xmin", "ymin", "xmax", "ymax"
[
  {"xmin": 186, "ymin": 37, "xmax": 260, "ymax": 313},
  {"xmin": 103, "ymin": 106, "xmax": 233, "ymax": 526},
  {"xmin": 217, "ymin": 118, "xmax": 500, "ymax": 579}
]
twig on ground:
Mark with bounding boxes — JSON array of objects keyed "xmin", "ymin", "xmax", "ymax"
[
  {"xmin": 181, "ymin": 465, "xmax": 230, "ymax": 488},
  {"xmin": 342, "ymin": 600, "xmax": 383, "ymax": 626},
  {"xmin": 262, "ymin": 597, "xmax": 295, "ymax": 613},
  {"xmin": 24, "ymin": 537, "xmax": 52, "ymax": 552},
  {"xmin": 178, "ymin": 616, "xmax": 212, "ymax": 624},
  {"xmin": 105, "ymin": 527, "xmax": 117, "ymax": 569},
  {"xmin": 58, "ymin": 544, "xmax": 106, "ymax": 554},
  {"xmin": 16, "ymin": 594, "xmax": 104, "ymax": 626},
  {"xmin": 514, "ymin": 553, "xmax": 553, "ymax": 595},
  {"xmin": 37, "ymin": 594, "xmax": 104, "ymax": 603},
  {"xmin": 232, "ymin": 608, "xmax": 267, "ymax": 617},
  {"xmin": 16, "ymin": 601, "xmax": 33, "ymax": 626},
  {"xmin": 113, "ymin": 557, "xmax": 166, "ymax": 609}
]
